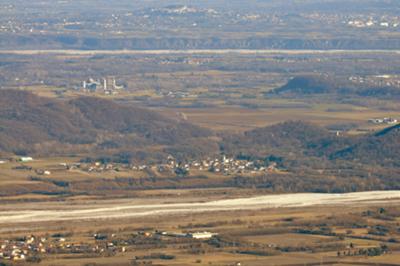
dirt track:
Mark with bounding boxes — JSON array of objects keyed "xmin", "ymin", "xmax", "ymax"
[{"xmin": 0, "ymin": 191, "xmax": 399, "ymax": 224}]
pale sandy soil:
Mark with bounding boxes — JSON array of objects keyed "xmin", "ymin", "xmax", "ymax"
[{"xmin": 0, "ymin": 191, "xmax": 399, "ymax": 224}]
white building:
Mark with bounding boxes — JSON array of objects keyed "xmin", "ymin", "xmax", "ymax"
[
  {"xmin": 19, "ymin": 157, "xmax": 33, "ymax": 162},
  {"xmin": 188, "ymin": 232, "xmax": 217, "ymax": 239}
]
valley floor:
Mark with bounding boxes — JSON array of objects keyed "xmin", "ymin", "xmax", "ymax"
[
  {"xmin": 1, "ymin": 191, "xmax": 400, "ymax": 227},
  {"xmin": 1, "ymin": 190, "xmax": 400, "ymax": 266}
]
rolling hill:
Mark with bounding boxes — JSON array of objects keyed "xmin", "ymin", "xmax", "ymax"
[
  {"xmin": 222, "ymin": 120, "xmax": 399, "ymax": 167},
  {"xmin": 1, "ymin": 90, "xmax": 398, "ymax": 168},
  {"xmin": 222, "ymin": 121, "xmax": 349, "ymax": 158},
  {"xmin": 271, "ymin": 75, "xmax": 400, "ymax": 98},
  {"xmin": 0, "ymin": 90, "xmax": 217, "ymax": 159},
  {"xmin": 332, "ymin": 123, "xmax": 400, "ymax": 166}
]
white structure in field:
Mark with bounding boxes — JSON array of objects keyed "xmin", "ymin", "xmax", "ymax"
[
  {"xmin": 19, "ymin": 157, "xmax": 33, "ymax": 162},
  {"xmin": 188, "ymin": 232, "xmax": 217, "ymax": 239},
  {"xmin": 82, "ymin": 77, "xmax": 124, "ymax": 93}
]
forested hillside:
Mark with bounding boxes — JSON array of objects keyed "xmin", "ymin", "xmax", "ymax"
[
  {"xmin": 0, "ymin": 90, "xmax": 217, "ymax": 159},
  {"xmin": 272, "ymin": 75, "xmax": 400, "ymax": 98}
]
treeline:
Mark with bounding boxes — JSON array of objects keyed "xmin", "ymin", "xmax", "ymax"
[
  {"xmin": 2, "ymin": 34, "xmax": 400, "ymax": 50},
  {"xmin": 17, "ymin": 171, "xmax": 397, "ymax": 197}
]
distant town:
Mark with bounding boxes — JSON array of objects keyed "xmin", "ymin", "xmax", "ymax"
[
  {"xmin": 3, "ymin": 154, "xmax": 282, "ymax": 179},
  {"xmin": 0, "ymin": 230, "xmax": 217, "ymax": 262}
]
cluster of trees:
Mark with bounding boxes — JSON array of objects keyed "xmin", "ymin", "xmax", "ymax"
[
  {"xmin": 134, "ymin": 253, "xmax": 175, "ymax": 260},
  {"xmin": 337, "ymin": 245, "xmax": 389, "ymax": 257}
]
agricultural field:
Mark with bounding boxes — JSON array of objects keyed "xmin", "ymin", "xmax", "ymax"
[
  {"xmin": 1, "ymin": 193, "xmax": 400, "ymax": 266},
  {"xmin": 1, "ymin": 1, "xmax": 400, "ymax": 265}
]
